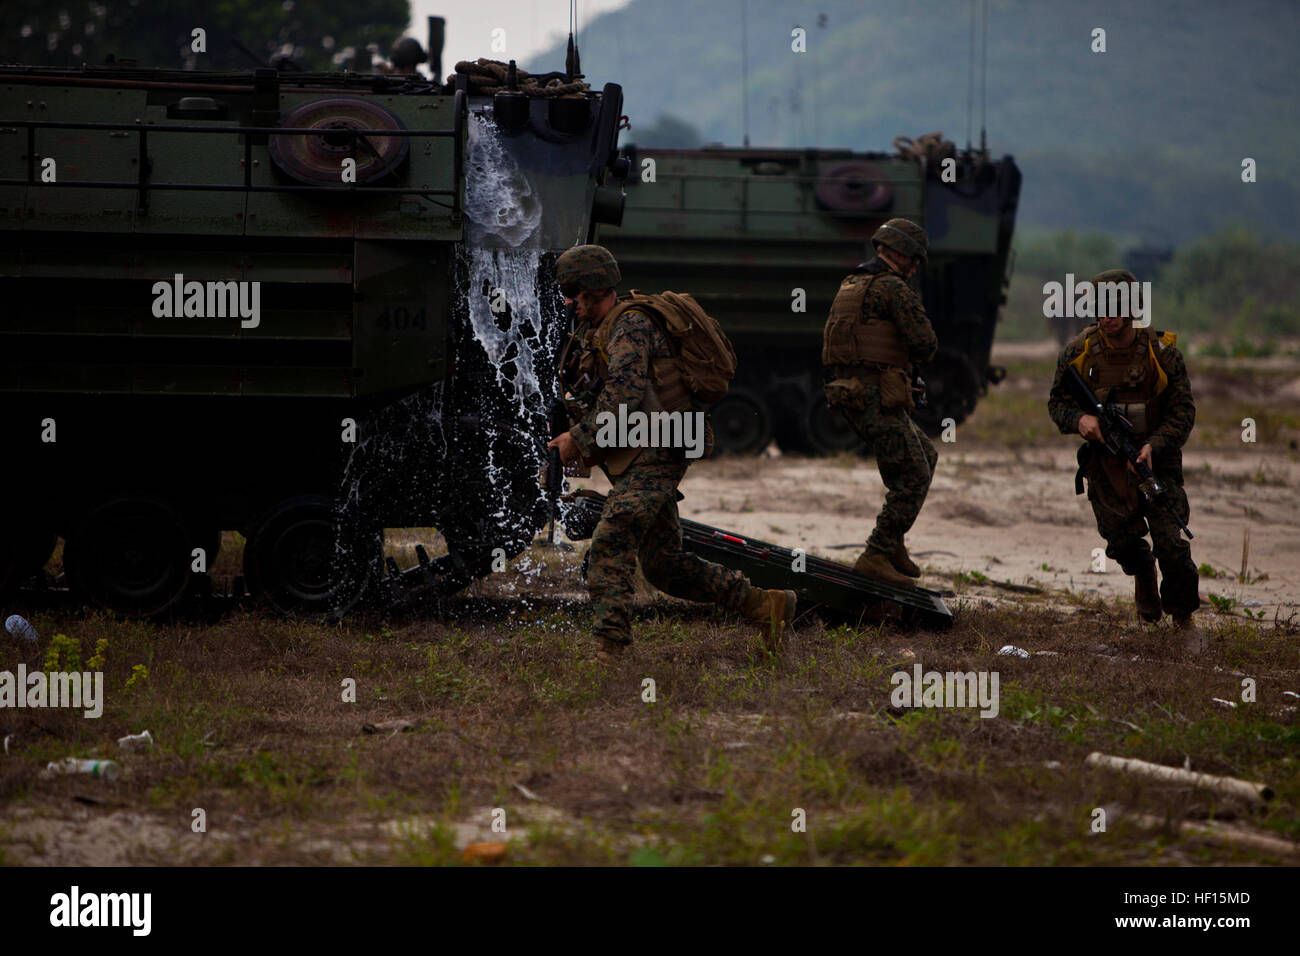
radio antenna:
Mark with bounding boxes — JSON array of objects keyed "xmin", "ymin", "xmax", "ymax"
[
  {"xmin": 980, "ymin": 0, "xmax": 988, "ymax": 153},
  {"xmin": 965, "ymin": 1, "xmax": 975, "ymax": 152},
  {"xmin": 741, "ymin": 0, "xmax": 751, "ymax": 146},
  {"xmin": 566, "ymin": 0, "xmax": 579, "ymax": 78}
]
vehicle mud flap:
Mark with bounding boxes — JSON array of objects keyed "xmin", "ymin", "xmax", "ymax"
[{"xmin": 367, "ymin": 545, "xmax": 494, "ymax": 618}]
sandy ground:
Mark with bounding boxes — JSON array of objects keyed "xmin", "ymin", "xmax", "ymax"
[
  {"xmin": 572, "ymin": 442, "xmax": 1300, "ymax": 621},
  {"xmin": 564, "ymin": 339, "xmax": 1300, "ymax": 622}
]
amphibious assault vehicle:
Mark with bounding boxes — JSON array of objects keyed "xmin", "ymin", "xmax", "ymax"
[
  {"xmin": 0, "ymin": 59, "xmax": 626, "ymax": 616},
  {"xmin": 598, "ymin": 144, "xmax": 1021, "ymax": 454}
]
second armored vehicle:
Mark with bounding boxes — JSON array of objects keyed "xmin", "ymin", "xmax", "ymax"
[{"xmin": 599, "ymin": 142, "xmax": 1021, "ymax": 454}]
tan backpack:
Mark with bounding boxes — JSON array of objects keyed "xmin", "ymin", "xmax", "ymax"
[{"xmin": 617, "ymin": 290, "xmax": 738, "ymax": 404}]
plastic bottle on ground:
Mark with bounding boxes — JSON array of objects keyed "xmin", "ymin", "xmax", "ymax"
[
  {"xmin": 44, "ymin": 757, "xmax": 120, "ymax": 781},
  {"xmin": 117, "ymin": 731, "xmax": 154, "ymax": 752}
]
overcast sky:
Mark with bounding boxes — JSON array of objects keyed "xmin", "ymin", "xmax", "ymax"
[{"xmin": 405, "ymin": 0, "xmax": 632, "ymax": 77}]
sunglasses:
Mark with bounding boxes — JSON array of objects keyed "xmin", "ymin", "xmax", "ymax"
[{"xmin": 560, "ymin": 282, "xmax": 582, "ymax": 299}]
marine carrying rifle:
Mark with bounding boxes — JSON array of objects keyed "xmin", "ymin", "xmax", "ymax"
[{"xmin": 1064, "ymin": 364, "xmax": 1193, "ymax": 540}]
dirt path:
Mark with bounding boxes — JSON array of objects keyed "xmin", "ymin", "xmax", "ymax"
[{"xmin": 575, "ymin": 443, "xmax": 1300, "ymax": 620}]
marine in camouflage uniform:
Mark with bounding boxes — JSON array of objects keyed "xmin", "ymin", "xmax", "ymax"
[
  {"xmin": 822, "ymin": 218, "xmax": 939, "ymax": 589},
  {"xmin": 1047, "ymin": 268, "xmax": 1204, "ymax": 650},
  {"xmin": 547, "ymin": 245, "xmax": 796, "ymax": 661}
]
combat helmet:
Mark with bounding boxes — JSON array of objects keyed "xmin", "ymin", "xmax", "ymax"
[
  {"xmin": 556, "ymin": 244, "xmax": 622, "ymax": 294},
  {"xmin": 1091, "ymin": 268, "xmax": 1141, "ymax": 314},
  {"xmin": 1091, "ymin": 268, "xmax": 1137, "ymax": 286},
  {"xmin": 390, "ymin": 37, "xmax": 426, "ymax": 69},
  {"xmin": 871, "ymin": 218, "xmax": 929, "ymax": 263}
]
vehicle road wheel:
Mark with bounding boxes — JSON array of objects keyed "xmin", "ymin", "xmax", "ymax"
[
  {"xmin": 64, "ymin": 497, "xmax": 193, "ymax": 617},
  {"xmin": 769, "ymin": 383, "xmax": 814, "ymax": 454},
  {"xmin": 708, "ymin": 388, "xmax": 772, "ymax": 455},
  {"xmin": 805, "ymin": 393, "xmax": 865, "ymax": 456},
  {"xmin": 244, "ymin": 496, "xmax": 380, "ymax": 616}
]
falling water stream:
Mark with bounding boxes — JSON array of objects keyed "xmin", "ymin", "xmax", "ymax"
[{"xmin": 336, "ymin": 108, "xmax": 564, "ymax": 601}]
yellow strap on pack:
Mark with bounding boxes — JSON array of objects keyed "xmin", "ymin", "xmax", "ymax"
[
  {"xmin": 1068, "ymin": 329, "xmax": 1097, "ymax": 376},
  {"xmin": 1068, "ymin": 328, "xmax": 1172, "ymax": 395},
  {"xmin": 1148, "ymin": 338, "xmax": 1168, "ymax": 395}
]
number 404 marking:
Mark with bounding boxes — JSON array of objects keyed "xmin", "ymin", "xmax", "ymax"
[{"xmin": 375, "ymin": 306, "xmax": 427, "ymax": 331}]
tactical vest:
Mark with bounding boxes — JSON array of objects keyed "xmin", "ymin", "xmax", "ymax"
[
  {"xmin": 562, "ymin": 298, "xmax": 693, "ymax": 414},
  {"xmin": 1068, "ymin": 325, "xmax": 1175, "ymax": 437},
  {"xmin": 822, "ymin": 270, "xmax": 910, "ymax": 370},
  {"xmin": 556, "ymin": 300, "xmax": 697, "ymax": 476}
]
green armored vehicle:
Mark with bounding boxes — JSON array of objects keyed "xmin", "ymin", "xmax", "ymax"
[
  {"xmin": 598, "ymin": 144, "xmax": 1021, "ymax": 453},
  {"xmin": 0, "ymin": 60, "xmax": 626, "ymax": 615}
]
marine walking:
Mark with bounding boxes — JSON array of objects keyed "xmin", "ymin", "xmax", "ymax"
[
  {"xmin": 546, "ymin": 245, "xmax": 797, "ymax": 661},
  {"xmin": 821, "ymin": 218, "xmax": 939, "ymax": 589},
  {"xmin": 1047, "ymin": 269, "xmax": 1205, "ymax": 652}
]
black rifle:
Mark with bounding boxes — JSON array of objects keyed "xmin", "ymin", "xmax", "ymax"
[
  {"xmin": 545, "ymin": 397, "xmax": 569, "ymax": 544},
  {"xmin": 546, "ymin": 301, "xmax": 581, "ymax": 544},
  {"xmin": 1064, "ymin": 364, "xmax": 1192, "ymax": 540}
]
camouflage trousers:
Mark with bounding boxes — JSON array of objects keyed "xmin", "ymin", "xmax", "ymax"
[
  {"xmin": 841, "ymin": 390, "xmax": 938, "ymax": 555},
  {"xmin": 1084, "ymin": 451, "xmax": 1199, "ymax": 617},
  {"xmin": 588, "ymin": 457, "xmax": 755, "ymax": 645}
]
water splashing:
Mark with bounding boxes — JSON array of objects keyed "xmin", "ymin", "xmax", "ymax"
[
  {"xmin": 333, "ymin": 108, "xmax": 565, "ymax": 604},
  {"xmin": 464, "ymin": 112, "xmax": 543, "ymax": 250},
  {"xmin": 452, "ymin": 111, "xmax": 564, "ymax": 564}
]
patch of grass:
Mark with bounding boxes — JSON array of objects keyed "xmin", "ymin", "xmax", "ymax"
[
  {"xmin": 960, "ymin": 385, "xmax": 1058, "ymax": 447},
  {"xmin": 388, "ymin": 820, "xmax": 464, "ymax": 866},
  {"xmin": 1208, "ymin": 594, "xmax": 1237, "ymax": 614},
  {"xmin": 1, "ymin": 597, "xmax": 1295, "ymax": 865},
  {"xmin": 954, "ymin": 570, "xmax": 990, "ymax": 588}
]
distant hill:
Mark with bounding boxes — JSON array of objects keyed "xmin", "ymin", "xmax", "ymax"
[{"xmin": 524, "ymin": 0, "xmax": 1300, "ymax": 242}]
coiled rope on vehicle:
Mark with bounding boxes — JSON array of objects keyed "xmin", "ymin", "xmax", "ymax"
[{"xmin": 450, "ymin": 58, "xmax": 590, "ymax": 97}]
